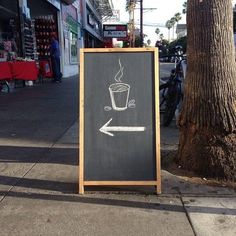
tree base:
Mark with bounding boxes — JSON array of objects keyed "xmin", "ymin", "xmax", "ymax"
[{"xmin": 176, "ymin": 125, "xmax": 236, "ymax": 182}]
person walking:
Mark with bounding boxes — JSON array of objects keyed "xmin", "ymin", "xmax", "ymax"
[{"xmin": 50, "ymin": 34, "xmax": 62, "ymax": 83}]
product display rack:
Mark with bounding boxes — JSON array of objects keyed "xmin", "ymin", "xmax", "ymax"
[
  {"xmin": 34, "ymin": 15, "xmax": 57, "ymax": 59},
  {"xmin": 22, "ymin": 15, "xmax": 36, "ymax": 59}
]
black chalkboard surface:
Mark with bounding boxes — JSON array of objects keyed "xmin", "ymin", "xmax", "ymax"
[{"xmin": 79, "ymin": 48, "xmax": 161, "ymax": 194}]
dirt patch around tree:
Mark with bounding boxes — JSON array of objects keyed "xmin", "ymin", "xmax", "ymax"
[{"xmin": 165, "ymin": 162, "xmax": 236, "ymax": 191}]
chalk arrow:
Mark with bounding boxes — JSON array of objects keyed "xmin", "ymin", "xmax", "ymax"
[{"xmin": 99, "ymin": 118, "xmax": 146, "ymax": 137}]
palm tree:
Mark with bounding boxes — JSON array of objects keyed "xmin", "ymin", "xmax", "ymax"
[
  {"xmin": 155, "ymin": 28, "xmax": 160, "ymax": 36},
  {"xmin": 175, "ymin": 12, "xmax": 182, "ymax": 24},
  {"xmin": 159, "ymin": 33, "xmax": 164, "ymax": 41},
  {"xmin": 182, "ymin": 1, "xmax": 187, "ymax": 14},
  {"xmin": 174, "ymin": 12, "xmax": 182, "ymax": 40},
  {"xmin": 177, "ymin": 0, "xmax": 236, "ymax": 182},
  {"xmin": 170, "ymin": 17, "xmax": 176, "ymax": 40},
  {"xmin": 165, "ymin": 20, "xmax": 172, "ymax": 41},
  {"xmin": 125, "ymin": 0, "xmax": 137, "ymax": 11}
]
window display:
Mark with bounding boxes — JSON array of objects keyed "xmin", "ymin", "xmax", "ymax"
[
  {"xmin": 0, "ymin": 19, "xmax": 20, "ymax": 61},
  {"xmin": 34, "ymin": 15, "xmax": 57, "ymax": 59},
  {"xmin": 22, "ymin": 15, "xmax": 36, "ymax": 59}
]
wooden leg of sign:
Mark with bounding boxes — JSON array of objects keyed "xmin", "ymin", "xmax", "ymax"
[
  {"xmin": 156, "ymin": 182, "xmax": 161, "ymax": 194},
  {"xmin": 79, "ymin": 164, "xmax": 84, "ymax": 194},
  {"xmin": 79, "ymin": 50, "xmax": 84, "ymax": 195},
  {"xmin": 154, "ymin": 48, "xmax": 161, "ymax": 195},
  {"xmin": 79, "ymin": 184, "xmax": 84, "ymax": 194}
]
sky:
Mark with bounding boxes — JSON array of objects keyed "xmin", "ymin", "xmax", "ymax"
[
  {"xmin": 112, "ymin": 0, "xmax": 236, "ymax": 46},
  {"xmin": 112, "ymin": 0, "xmax": 186, "ymax": 45}
]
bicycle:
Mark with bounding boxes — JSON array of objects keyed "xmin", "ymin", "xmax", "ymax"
[{"xmin": 160, "ymin": 47, "xmax": 187, "ymax": 126}]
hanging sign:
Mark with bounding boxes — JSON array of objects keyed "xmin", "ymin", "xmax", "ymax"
[{"xmin": 103, "ymin": 24, "xmax": 127, "ymax": 38}]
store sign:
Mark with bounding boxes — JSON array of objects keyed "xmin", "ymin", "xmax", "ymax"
[
  {"xmin": 47, "ymin": 0, "xmax": 61, "ymax": 10},
  {"xmin": 103, "ymin": 24, "xmax": 127, "ymax": 38},
  {"xmin": 67, "ymin": 16, "xmax": 78, "ymax": 34}
]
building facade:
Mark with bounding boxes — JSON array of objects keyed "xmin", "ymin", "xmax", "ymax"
[{"xmin": 0, "ymin": 0, "xmax": 113, "ymax": 78}]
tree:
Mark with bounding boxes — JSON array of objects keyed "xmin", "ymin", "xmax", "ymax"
[
  {"xmin": 135, "ymin": 33, "xmax": 147, "ymax": 47},
  {"xmin": 165, "ymin": 20, "xmax": 172, "ymax": 41},
  {"xmin": 177, "ymin": 0, "xmax": 236, "ymax": 182},
  {"xmin": 125, "ymin": 0, "xmax": 137, "ymax": 11},
  {"xmin": 159, "ymin": 33, "xmax": 164, "ymax": 41},
  {"xmin": 155, "ymin": 28, "xmax": 160, "ymax": 36},
  {"xmin": 168, "ymin": 36, "xmax": 187, "ymax": 54},
  {"xmin": 170, "ymin": 17, "xmax": 176, "ymax": 40},
  {"xmin": 147, "ymin": 39, "xmax": 151, "ymax": 46},
  {"xmin": 174, "ymin": 12, "xmax": 182, "ymax": 23}
]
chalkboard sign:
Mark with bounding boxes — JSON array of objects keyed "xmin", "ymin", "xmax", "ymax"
[{"xmin": 79, "ymin": 48, "xmax": 161, "ymax": 194}]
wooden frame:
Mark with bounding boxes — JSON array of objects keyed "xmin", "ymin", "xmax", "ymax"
[{"xmin": 79, "ymin": 48, "xmax": 161, "ymax": 194}]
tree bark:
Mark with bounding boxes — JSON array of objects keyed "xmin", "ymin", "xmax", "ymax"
[{"xmin": 177, "ymin": 0, "xmax": 236, "ymax": 182}]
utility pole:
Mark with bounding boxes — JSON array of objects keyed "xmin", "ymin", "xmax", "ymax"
[{"xmin": 140, "ymin": 0, "xmax": 143, "ymax": 47}]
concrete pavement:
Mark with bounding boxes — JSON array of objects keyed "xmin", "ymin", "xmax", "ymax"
[{"xmin": 0, "ymin": 76, "xmax": 235, "ymax": 236}]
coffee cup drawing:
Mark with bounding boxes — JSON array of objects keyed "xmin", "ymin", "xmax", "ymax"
[
  {"xmin": 105, "ymin": 59, "xmax": 135, "ymax": 112},
  {"xmin": 109, "ymin": 83, "xmax": 130, "ymax": 111}
]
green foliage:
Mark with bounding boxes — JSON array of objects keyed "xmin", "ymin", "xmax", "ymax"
[
  {"xmin": 174, "ymin": 12, "xmax": 182, "ymax": 23},
  {"xmin": 159, "ymin": 33, "xmax": 164, "ymax": 41},
  {"xmin": 165, "ymin": 20, "xmax": 172, "ymax": 29},
  {"xmin": 182, "ymin": 1, "xmax": 187, "ymax": 14},
  {"xmin": 155, "ymin": 28, "xmax": 160, "ymax": 35},
  {"xmin": 134, "ymin": 34, "xmax": 147, "ymax": 47},
  {"xmin": 168, "ymin": 36, "xmax": 187, "ymax": 54},
  {"xmin": 147, "ymin": 39, "xmax": 151, "ymax": 46}
]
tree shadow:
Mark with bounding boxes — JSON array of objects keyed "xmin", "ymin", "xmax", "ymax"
[{"xmin": 0, "ymin": 190, "xmax": 236, "ymax": 216}]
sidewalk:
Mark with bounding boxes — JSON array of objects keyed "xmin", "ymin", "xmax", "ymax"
[{"xmin": 0, "ymin": 77, "xmax": 235, "ymax": 236}]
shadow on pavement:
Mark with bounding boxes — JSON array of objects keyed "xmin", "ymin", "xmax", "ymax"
[
  {"xmin": 0, "ymin": 175, "xmax": 77, "ymax": 193},
  {"xmin": 0, "ymin": 146, "xmax": 78, "ymax": 166},
  {"xmin": 1, "ymin": 190, "xmax": 236, "ymax": 216}
]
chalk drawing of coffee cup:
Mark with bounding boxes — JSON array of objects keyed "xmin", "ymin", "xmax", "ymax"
[{"xmin": 109, "ymin": 82, "xmax": 130, "ymax": 111}]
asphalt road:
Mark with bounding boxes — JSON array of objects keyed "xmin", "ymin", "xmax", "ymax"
[{"xmin": 159, "ymin": 62, "xmax": 174, "ymax": 84}]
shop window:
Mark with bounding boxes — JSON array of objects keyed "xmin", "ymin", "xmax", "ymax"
[{"xmin": 69, "ymin": 32, "xmax": 78, "ymax": 64}]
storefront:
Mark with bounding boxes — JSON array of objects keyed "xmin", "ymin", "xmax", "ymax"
[
  {"xmin": 27, "ymin": 0, "xmax": 61, "ymax": 78},
  {"xmin": 81, "ymin": 0, "xmax": 103, "ymax": 48},
  {"xmin": 61, "ymin": 2, "xmax": 80, "ymax": 77},
  {"xmin": 0, "ymin": 0, "xmax": 38, "ymax": 88},
  {"xmin": 0, "ymin": 0, "xmax": 83, "ymax": 85},
  {"xmin": 0, "ymin": 0, "xmax": 21, "ymax": 61},
  {"xmin": 0, "ymin": 0, "xmax": 62, "ymax": 83}
]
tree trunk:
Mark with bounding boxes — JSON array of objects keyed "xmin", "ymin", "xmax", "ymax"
[{"xmin": 177, "ymin": 0, "xmax": 236, "ymax": 182}]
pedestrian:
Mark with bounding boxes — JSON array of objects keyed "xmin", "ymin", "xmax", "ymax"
[{"xmin": 50, "ymin": 34, "xmax": 62, "ymax": 83}]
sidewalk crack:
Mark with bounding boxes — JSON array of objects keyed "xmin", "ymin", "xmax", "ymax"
[{"xmin": 179, "ymin": 193, "xmax": 198, "ymax": 236}]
